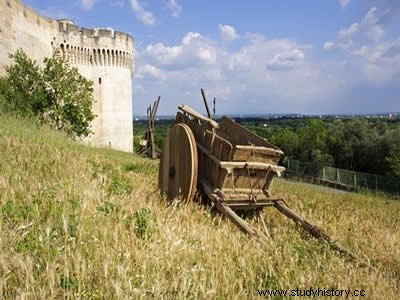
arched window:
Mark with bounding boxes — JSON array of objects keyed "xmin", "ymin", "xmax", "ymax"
[
  {"xmin": 66, "ymin": 44, "xmax": 70, "ymax": 61},
  {"xmin": 92, "ymin": 49, "xmax": 96, "ymax": 65},
  {"xmin": 98, "ymin": 49, "xmax": 102, "ymax": 65},
  {"xmin": 60, "ymin": 43, "xmax": 65, "ymax": 58}
]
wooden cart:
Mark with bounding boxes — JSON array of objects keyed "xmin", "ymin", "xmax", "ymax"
[
  {"xmin": 160, "ymin": 105, "xmax": 287, "ymax": 236},
  {"xmin": 158, "ymin": 104, "xmax": 372, "ymax": 266}
]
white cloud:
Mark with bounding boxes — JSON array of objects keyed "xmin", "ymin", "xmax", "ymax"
[
  {"xmin": 323, "ymin": 42, "xmax": 335, "ymax": 49},
  {"xmin": 324, "ymin": 7, "xmax": 399, "ymax": 84},
  {"xmin": 134, "ymin": 26, "xmax": 338, "ymax": 114},
  {"xmin": 364, "ymin": 7, "xmax": 378, "ymax": 23},
  {"xmin": 338, "ymin": 22, "xmax": 359, "ymax": 39},
  {"xmin": 137, "ymin": 64, "xmax": 165, "ymax": 80},
  {"xmin": 166, "ymin": 0, "xmax": 182, "ymax": 17},
  {"xmin": 132, "ymin": 4, "xmax": 399, "ymax": 115},
  {"xmin": 324, "ymin": 7, "xmax": 385, "ymax": 51},
  {"xmin": 219, "ymin": 24, "xmax": 239, "ymax": 41},
  {"xmin": 81, "ymin": 0, "xmax": 97, "ymax": 10},
  {"xmin": 339, "ymin": 0, "xmax": 351, "ymax": 8},
  {"xmin": 130, "ymin": 0, "xmax": 156, "ymax": 25},
  {"xmin": 267, "ymin": 49, "xmax": 305, "ymax": 71},
  {"xmin": 139, "ymin": 32, "xmax": 216, "ymax": 68},
  {"xmin": 182, "ymin": 32, "xmax": 201, "ymax": 45}
]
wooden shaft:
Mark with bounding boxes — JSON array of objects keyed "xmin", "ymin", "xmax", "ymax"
[
  {"xmin": 274, "ymin": 199, "xmax": 372, "ymax": 268},
  {"xmin": 213, "ymin": 97, "xmax": 216, "ymax": 119},
  {"xmin": 201, "ymin": 88, "xmax": 212, "ymax": 119},
  {"xmin": 151, "ymin": 96, "xmax": 160, "ymax": 123}
]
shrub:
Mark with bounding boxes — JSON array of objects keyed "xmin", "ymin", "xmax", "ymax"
[{"xmin": 0, "ymin": 49, "xmax": 95, "ymax": 138}]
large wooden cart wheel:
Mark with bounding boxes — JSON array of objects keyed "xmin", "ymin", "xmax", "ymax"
[{"xmin": 158, "ymin": 123, "xmax": 198, "ymax": 202}]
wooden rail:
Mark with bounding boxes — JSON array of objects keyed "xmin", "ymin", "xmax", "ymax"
[
  {"xmin": 196, "ymin": 142, "xmax": 285, "ymax": 174},
  {"xmin": 178, "ymin": 105, "xmax": 219, "ymax": 129}
]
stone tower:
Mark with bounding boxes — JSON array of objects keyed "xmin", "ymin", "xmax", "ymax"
[{"xmin": 0, "ymin": 0, "xmax": 134, "ymax": 152}]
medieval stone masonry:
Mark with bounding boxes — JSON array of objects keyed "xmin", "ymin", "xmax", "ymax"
[{"xmin": 0, "ymin": 0, "xmax": 134, "ymax": 152}]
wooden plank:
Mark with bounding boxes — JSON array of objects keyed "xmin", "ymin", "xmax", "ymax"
[
  {"xmin": 178, "ymin": 105, "xmax": 219, "ymax": 128},
  {"xmin": 196, "ymin": 142, "xmax": 285, "ymax": 173},
  {"xmin": 232, "ymin": 146, "xmax": 283, "ymax": 164},
  {"xmin": 221, "ymin": 188, "xmax": 270, "ymax": 196},
  {"xmin": 236, "ymin": 145, "xmax": 284, "ymax": 154},
  {"xmin": 221, "ymin": 162, "xmax": 284, "ymax": 173},
  {"xmin": 219, "ymin": 116, "xmax": 282, "ymax": 151},
  {"xmin": 223, "ymin": 201, "xmax": 277, "ymax": 210}
]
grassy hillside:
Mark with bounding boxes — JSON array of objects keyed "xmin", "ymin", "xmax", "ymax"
[{"xmin": 1, "ymin": 114, "xmax": 399, "ymax": 299}]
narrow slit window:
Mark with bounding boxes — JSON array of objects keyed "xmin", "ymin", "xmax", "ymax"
[{"xmin": 98, "ymin": 77, "xmax": 102, "ymax": 84}]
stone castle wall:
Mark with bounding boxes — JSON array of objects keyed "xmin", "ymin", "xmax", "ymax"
[{"xmin": 0, "ymin": 0, "xmax": 134, "ymax": 152}]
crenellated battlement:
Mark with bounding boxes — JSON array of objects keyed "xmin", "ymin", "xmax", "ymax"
[
  {"xmin": 2, "ymin": 0, "xmax": 57, "ymax": 29},
  {"xmin": 57, "ymin": 21, "xmax": 134, "ymax": 48},
  {"xmin": 56, "ymin": 42, "xmax": 134, "ymax": 70},
  {"xmin": 1, "ymin": 0, "xmax": 134, "ymax": 71},
  {"xmin": 55, "ymin": 20, "xmax": 134, "ymax": 71},
  {"xmin": 0, "ymin": 0, "xmax": 135, "ymax": 152}
]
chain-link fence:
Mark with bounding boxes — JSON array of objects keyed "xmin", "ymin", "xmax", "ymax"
[{"xmin": 284, "ymin": 158, "xmax": 400, "ymax": 195}]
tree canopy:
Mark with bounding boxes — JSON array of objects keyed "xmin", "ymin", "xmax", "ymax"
[
  {"xmin": 0, "ymin": 50, "xmax": 95, "ymax": 138},
  {"xmin": 266, "ymin": 118, "xmax": 400, "ymax": 177}
]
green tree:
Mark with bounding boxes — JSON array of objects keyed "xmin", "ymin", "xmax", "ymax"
[
  {"xmin": 297, "ymin": 119, "xmax": 333, "ymax": 165},
  {"xmin": 269, "ymin": 128, "xmax": 299, "ymax": 157},
  {"xmin": 41, "ymin": 56, "xmax": 95, "ymax": 137},
  {"xmin": 0, "ymin": 50, "xmax": 95, "ymax": 138},
  {"xmin": 386, "ymin": 152, "xmax": 400, "ymax": 177},
  {"xmin": 0, "ymin": 50, "xmax": 47, "ymax": 116},
  {"xmin": 383, "ymin": 128, "xmax": 400, "ymax": 176}
]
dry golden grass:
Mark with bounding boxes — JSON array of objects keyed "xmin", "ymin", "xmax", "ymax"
[{"xmin": 0, "ymin": 114, "xmax": 399, "ymax": 299}]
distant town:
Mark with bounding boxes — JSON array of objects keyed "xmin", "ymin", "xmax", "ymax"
[{"xmin": 134, "ymin": 112, "xmax": 400, "ymax": 121}]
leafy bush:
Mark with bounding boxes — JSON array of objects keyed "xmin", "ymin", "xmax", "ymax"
[{"xmin": 0, "ymin": 49, "xmax": 95, "ymax": 138}]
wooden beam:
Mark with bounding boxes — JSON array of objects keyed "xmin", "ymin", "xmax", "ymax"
[
  {"xmin": 196, "ymin": 142, "xmax": 285, "ymax": 173},
  {"xmin": 178, "ymin": 105, "xmax": 219, "ymax": 128},
  {"xmin": 235, "ymin": 145, "xmax": 284, "ymax": 156},
  {"xmin": 200, "ymin": 179, "xmax": 257, "ymax": 236},
  {"xmin": 223, "ymin": 201, "xmax": 276, "ymax": 210},
  {"xmin": 274, "ymin": 199, "xmax": 373, "ymax": 268},
  {"xmin": 150, "ymin": 96, "xmax": 160, "ymax": 123},
  {"xmin": 201, "ymin": 88, "xmax": 212, "ymax": 119}
]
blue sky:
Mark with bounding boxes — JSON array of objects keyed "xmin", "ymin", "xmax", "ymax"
[{"xmin": 25, "ymin": 0, "xmax": 400, "ymax": 115}]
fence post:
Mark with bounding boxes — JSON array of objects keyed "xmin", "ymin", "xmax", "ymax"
[
  {"xmin": 322, "ymin": 167, "xmax": 326, "ymax": 180},
  {"xmin": 336, "ymin": 168, "xmax": 341, "ymax": 184},
  {"xmin": 353, "ymin": 171, "xmax": 357, "ymax": 188},
  {"xmin": 375, "ymin": 175, "xmax": 378, "ymax": 194}
]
